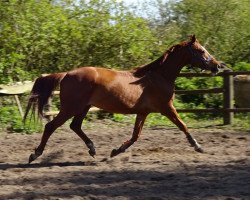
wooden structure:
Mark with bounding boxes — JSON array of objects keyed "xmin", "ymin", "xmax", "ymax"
[
  {"xmin": 1, "ymin": 71, "xmax": 250, "ymax": 125},
  {"xmin": 0, "ymin": 82, "xmax": 34, "ymax": 118},
  {"xmin": 176, "ymin": 71, "xmax": 250, "ymax": 124}
]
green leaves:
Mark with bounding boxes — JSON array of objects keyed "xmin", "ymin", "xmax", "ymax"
[
  {"xmin": 0, "ymin": 0, "xmax": 157, "ymax": 83},
  {"xmin": 1, "ymin": 0, "xmax": 249, "ymax": 84},
  {"xmin": 170, "ymin": 0, "xmax": 250, "ymax": 65}
]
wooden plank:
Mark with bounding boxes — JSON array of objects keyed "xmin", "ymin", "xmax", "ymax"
[
  {"xmin": 225, "ymin": 108, "xmax": 250, "ymax": 112},
  {"xmin": 220, "ymin": 71, "xmax": 250, "ymax": 76},
  {"xmin": 44, "ymin": 107, "xmax": 250, "ymax": 117},
  {"xmin": 175, "ymin": 88, "xmax": 223, "ymax": 94},
  {"xmin": 177, "ymin": 108, "xmax": 250, "ymax": 113},
  {"xmin": 53, "ymin": 91, "xmax": 60, "ymax": 95},
  {"xmin": 0, "ymin": 81, "xmax": 33, "ymax": 95},
  {"xmin": 178, "ymin": 73, "xmax": 215, "ymax": 77},
  {"xmin": 43, "ymin": 107, "xmax": 100, "ymax": 117},
  {"xmin": 179, "ymin": 71, "xmax": 250, "ymax": 77},
  {"xmin": 177, "ymin": 108, "xmax": 221, "ymax": 113}
]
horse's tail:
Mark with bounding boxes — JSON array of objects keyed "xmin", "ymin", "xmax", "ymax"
[{"xmin": 23, "ymin": 72, "xmax": 66, "ymax": 122}]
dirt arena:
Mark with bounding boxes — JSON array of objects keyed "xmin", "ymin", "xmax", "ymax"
[{"xmin": 0, "ymin": 120, "xmax": 249, "ymax": 200}]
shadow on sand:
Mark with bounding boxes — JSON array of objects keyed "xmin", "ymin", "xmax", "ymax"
[
  {"xmin": 0, "ymin": 161, "xmax": 87, "ymax": 170},
  {"xmin": 0, "ymin": 160, "xmax": 249, "ymax": 199}
]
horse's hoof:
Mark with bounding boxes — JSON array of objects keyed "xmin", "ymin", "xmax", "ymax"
[
  {"xmin": 88, "ymin": 149, "xmax": 96, "ymax": 158},
  {"xmin": 110, "ymin": 149, "xmax": 119, "ymax": 158},
  {"xmin": 195, "ymin": 147, "xmax": 204, "ymax": 153},
  {"xmin": 87, "ymin": 143, "xmax": 96, "ymax": 158},
  {"xmin": 110, "ymin": 147, "xmax": 126, "ymax": 157},
  {"xmin": 28, "ymin": 153, "xmax": 37, "ymax": 164}
]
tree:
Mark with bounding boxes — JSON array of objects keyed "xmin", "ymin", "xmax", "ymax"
[
  {"xmin": 0, "ymin": 0, "xmax": 157, "ymax": 83},
  {"xmin": 168, "ymin": 0, "xmax": 250, "ymax": 65}
]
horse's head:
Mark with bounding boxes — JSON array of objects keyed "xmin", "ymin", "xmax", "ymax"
[{"xmin": 187, "ymin": 35, "xmax": 228, "ymax": 75}]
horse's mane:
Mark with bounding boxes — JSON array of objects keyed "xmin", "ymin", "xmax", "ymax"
[{"xmin": 132, "ymin": 41, "xmax": 188, "ymax": 77}]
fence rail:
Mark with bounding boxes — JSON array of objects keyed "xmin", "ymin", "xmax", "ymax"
[{"xmin": 43, "ymin": 71, "xmax": 250, "ymax": 125}]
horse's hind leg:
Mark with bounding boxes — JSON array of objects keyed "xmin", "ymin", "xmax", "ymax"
[
  {"xmin": 110, "ymin": 114, "xmax": 147, "ymax": 157},
  {"xmin": 70, "ymin": 105, "xmax": 96, "ymax": 157},
  {"xmin": 162, "ymin": 105, "xmax": 203, "ymax": 153},
  {"xmin": 29, "ymin": 111, "xmax": 72, "ymax": 163}
]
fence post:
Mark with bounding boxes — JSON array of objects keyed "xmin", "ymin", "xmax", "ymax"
[
  {"xmin": 223, "ymin": 70, "xmax": 234, "ymax": 125},
  {"xmin": 45, "ymin": 96, "xmax": 53, "ymax": 122},
  {"xmin": 14, "ymin": 95, "xmax": 24, "ymax": 118}
]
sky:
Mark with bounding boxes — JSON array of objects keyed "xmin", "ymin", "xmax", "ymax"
[
  {"xmin": 118, "ymin": 0, "xmax": 160, "ymax": 18},
  {"xmin": 117, "ymin": 0, "xmax": 144, "ymax": 4},
  {"xmin": 117, "ymin": 0, "xmax": 156, "ymax": 7}
]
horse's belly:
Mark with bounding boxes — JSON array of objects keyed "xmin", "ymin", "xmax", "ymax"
[
  {"xmin": 92, "ymin": 102, "xmax": 137, "ymax": 114},
  {"xmin": 90, "ymin": 86, "xmax": 143, "ymax": 114}
]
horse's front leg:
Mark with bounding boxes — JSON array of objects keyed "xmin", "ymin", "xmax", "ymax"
[
  {"xmin": 110, "ymin": 114, "xmax": 147, "ymax": 157},
  {"xmin": 162, "ymin": 106, "xmax": 203, "ymax": 153}
]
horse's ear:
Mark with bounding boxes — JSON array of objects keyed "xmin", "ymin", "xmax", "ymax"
[{"xmin": 190, "ymin": 35, "xmax": 196, "ymax": 44}]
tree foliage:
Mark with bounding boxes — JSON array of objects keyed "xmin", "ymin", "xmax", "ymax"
[
  {"xmin": 153, "ymin": 0, "xmax": 250, "ymax": 65},
  {"xmin": 1, "ymin": 0, "xmax": 249, "ymax": 84},
  {"xmin": 0, "ymin": 0, "xmax": 157, "ymax": 83}
]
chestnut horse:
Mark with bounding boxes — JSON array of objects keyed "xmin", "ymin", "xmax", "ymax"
[{"xmin": 25, "ymin": 35, "xmax": 223, "ymax": 163}]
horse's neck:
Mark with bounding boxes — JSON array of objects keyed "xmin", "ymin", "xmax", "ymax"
[
  {"xmin": 133, "ymin": 48, "xmax": 188, "ymax": 83},
  {"xmin": 133, "ymin": 57, "xmax": 162, "ymax": 77},
  {"xmin": 155, "ymin": 52, "xmax": 188, "ymax": 83},
  {"xmin": 158, "ymin": 60, "xmax": 184, "ymax": 83}
]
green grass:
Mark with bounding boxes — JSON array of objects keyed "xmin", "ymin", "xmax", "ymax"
[
  {"xmin": 112, "ymin": 112, "xmax": 250, "ymax": 131},
  {"xmin": 0, "ymin": 105, "xmax": 43, "ymax": 133},
  {"xmin": 0, "ymin": 104, "xmax": 249, "ymax": 134}
]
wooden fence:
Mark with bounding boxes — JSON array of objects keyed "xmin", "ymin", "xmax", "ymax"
[
  {"xmin": 44, "ymin": 70, "xmax": 250, "ymax": 125},
  {"xmin": 176, "ymin": 70, "xmax": 250, "ymax": 124}
]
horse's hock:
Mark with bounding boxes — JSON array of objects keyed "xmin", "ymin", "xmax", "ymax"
[{"xmin": 234, "ymin": 75, "xmax": 250, "ymax": 108}]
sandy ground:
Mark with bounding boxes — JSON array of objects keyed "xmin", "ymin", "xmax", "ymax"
[{"xmin": 0, "ymin": 120, "xmax": 249, "ymax": 200}]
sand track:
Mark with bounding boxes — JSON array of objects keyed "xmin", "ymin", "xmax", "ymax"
[{"xmin": 0, "ymin": 120, "xmax": 249, "ymax": 199}]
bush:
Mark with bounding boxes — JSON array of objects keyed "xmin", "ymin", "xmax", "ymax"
[
  {"xmin": 233, "ymin": 62, "xmax": 250, "ymax": 71},
  {"xmin": 0, "ymin": 96, "xmax": 43, "ymax": 133}
]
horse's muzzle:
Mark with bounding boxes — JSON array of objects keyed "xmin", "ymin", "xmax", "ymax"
[
  {"xmin": 210, "ymin": 65, "xmax": 220, "ymax": 75},
  {"xmin": 210, "ymin": 62, "xmax": 231, "ymax": 75},
  {"xmin": 219, "ymin": 62, "xmax": 232, "ymax": 72}
]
